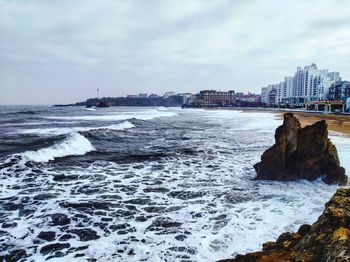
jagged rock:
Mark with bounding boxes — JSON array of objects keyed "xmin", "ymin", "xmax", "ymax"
[
  {"xmin": 219, "ymin": 188, "xmax": 350, "ymax": 262},
  {"xmin": 254, "ymin": 113, "xmax": 347, "ymax": 185}
]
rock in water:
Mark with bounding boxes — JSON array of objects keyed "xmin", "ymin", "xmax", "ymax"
[
  {"xmin": 219, "ymin": 188, "xmax": 350, "ymax": 262},
  {"xmin": 254, "ymin": 113, "xmax": 347, "ymax": 185}
]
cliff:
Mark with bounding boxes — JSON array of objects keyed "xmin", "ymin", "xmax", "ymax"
[
  {"xmin": 254, "ymin": 113, "xmax": 347, "ymax": 185},
  {"xmin": 219, "ymin": 188, "xmax": 350, "ymax": 262},
  {"xmin": 74, "ymin": 95, "xmax": 184, "ymax": 107}
]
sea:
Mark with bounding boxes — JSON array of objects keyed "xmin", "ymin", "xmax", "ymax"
[{"xmin": 0, "ymin": 106, "xmax": 349, "ymax": 262}]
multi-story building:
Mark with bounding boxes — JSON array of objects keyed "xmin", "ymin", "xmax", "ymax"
[
  {"xmin": 199, "ymin": 90, "xmax": 235, "ymax": 106},
  {"xmin": 261, "ymin": 84, "xmax": 279, "ymax": 105},
  {"xmin": 236, "ymin": 92, "xmax": 261, "ymax": 102},
  {"xmin": 138, "ymin": 93, "xmax": 148, "ymax": 98},
  {"xmin": 292, "ymin": 64, "xmax": 341, "ymax": 103},
  {"xmin": 268, "ymin": 87, "xmax": 277, "ymax": 105},
  {"xmin": 263, "ymin": 64, "xmax": 342, "ymax": 107},
  {"xmin": 328, "ymin": 81, "xmax": 350, "ymax": 100},
  {"xmin": 163, "ymin": 92, "xmax": 176, "ymax": 98}
]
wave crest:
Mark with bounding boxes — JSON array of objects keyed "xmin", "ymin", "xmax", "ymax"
[{"xmin": 22, "ymin": 133, "xmax": 95, "ymax": 162}]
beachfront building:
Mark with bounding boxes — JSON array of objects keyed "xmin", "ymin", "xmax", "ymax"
[
  {"xmin": 236, "ymin": 92, "xmax": 261, "ymax": 102},
  {"xmin": 329, "ymin": 81, "xmax": 350, "ymax": 100},
  {"xmin": 199, "ymin": 90, "xmax": 235, "ymax": 106},
  {"xmin": 163, "ymin": 92, "xmax": 176, "ymax": 98},
  {"xmin": 262, "ymin": 64, "xmax": 343, "ymax": 107},
  {"xmin": 261, "ymin": 84, "xmax": 279, "ymax": 105},
  {"xmin": 293, "ymin": 64, "xmax": 341, "ymax": 103}
]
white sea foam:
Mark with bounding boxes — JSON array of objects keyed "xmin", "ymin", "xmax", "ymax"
[
  {"xmin": 2, "ymin": 109, "xmax": 350, "ymax": 261},
  {"xmin": 22, "ymin": 133, "xmax": 95, "ymax": 162},
  {"xmin": 19, "ymin": 121, "xmax": 135, "ymax": 135}
]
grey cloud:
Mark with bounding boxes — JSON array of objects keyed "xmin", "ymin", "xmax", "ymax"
[{"xmin": 0, "ymin": 0, "xmax": 349, "ymax": 104}]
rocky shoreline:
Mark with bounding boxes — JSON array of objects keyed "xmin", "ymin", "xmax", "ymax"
[
  {"xmin": 220, "ymin": 113, "xmax": 349, "ymax": 262},
  {"xmin": 254, "ymin": 113, "xmax": 347, "ymax": 185},
  {"xmin": 219, "ymin": 188, "xmax": 350, "ymax": 262}
]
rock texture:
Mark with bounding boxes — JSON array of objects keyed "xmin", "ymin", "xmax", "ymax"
[
  {"xmin": 254, "ymin": 113, "xmax": 347, "ymax": 185},
  {"xmin": 219, "ymin": 188, "xmax": 350, "ymax": 262}
]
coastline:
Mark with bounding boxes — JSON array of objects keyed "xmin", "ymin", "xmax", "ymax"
[{"xmin": 208, "ymin": 107, "xmax": 350, "ymax": 136}]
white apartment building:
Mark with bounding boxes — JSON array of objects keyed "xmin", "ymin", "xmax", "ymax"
[
  {"xmin": 261, "ymin": 84, "xmax": 279, "ymax": 105},
  {"xmin": 293, "ymin": 64, "xmax": 341, "ymax": 102}
]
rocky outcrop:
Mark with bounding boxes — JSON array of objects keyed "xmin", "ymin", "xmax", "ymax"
[
  {"xmin": 219, "ymin": 188, "xmax": 350, "ymax": 262},
  {"xmin": 254, "ymin": 113, "xmax": 347, "ymax": 185}
]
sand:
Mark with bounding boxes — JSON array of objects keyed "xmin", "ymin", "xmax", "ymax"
[{"xmin": 216, "ymin": 108, "xmax": 350, "ymax": 136}]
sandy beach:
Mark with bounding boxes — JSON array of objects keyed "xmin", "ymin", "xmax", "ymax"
[{"xmin": 214, "ymin": 108, "xmax": 350, "ymax": 136}]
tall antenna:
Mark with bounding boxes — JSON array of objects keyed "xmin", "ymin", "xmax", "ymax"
[{"xmin": 97, "ymin": 88, "xmax": 99, "ymax": 99}]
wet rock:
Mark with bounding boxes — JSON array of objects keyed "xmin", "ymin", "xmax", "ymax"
[
  {"xmin": 40, "ymin": 243, "xmax": 70, "ymax": 255},
  {"xmin": 37, "ymin": 231, "xmax": 56, "ymax": 241},
  {"xmin": 254, "ymin": 113, "xmax": 347, "ymax": 185},
  {"xmin": 68, "ymin": 228, "xmax": 100, "ymax": 241},
  {"xmin": 220, "ymin": 188, "xmax": 350, "ymax": 262},
  {"xmin": 51, "ymin": 213, "xmax": 70, "ymax": 226}
]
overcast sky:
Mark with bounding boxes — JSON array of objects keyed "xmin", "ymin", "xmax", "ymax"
[{"xmin": 1, "ymin": 0, "xmax": 350, "ymax": 105}]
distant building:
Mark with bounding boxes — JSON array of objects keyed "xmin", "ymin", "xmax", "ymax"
[
  {"xmin": 181, "ymin": 93, "xmax": 193, "ymax": 104},
  {"xmin": 163, "ymin": 92, "xmax": 176, "ymax": 98},
  {"xmin": 328, "ymin": 81, "xmax": 350, "ymax": 100},
  {"xmin": 237, "ymin": 92, "xmax": 260, "ymax": 102},
  {"xmin": 138, "ymin": 93, "xmax": 148, "ymax": 98},
  {"xmin": 268, "ymin": 87, "xmax": 277, "ymax": 105},
  {"xmin": 199, "ymin": 90, "xmax": 235, "ymax": 106},
  {"xmin": 293, "ymin": 63, "xmax": 341, "ymax": 103},
  {"xmin": 148, "ymin": 94, "xmax": 159, "ymax": 98},
  {"xmin": 126, "ymin": 95, "xmax": 138, "ymax": 98},
  {"xmin": 261, "ymin": 84, "xmax": 279, "ymax": 105}
]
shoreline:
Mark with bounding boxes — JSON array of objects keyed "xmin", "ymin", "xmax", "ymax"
[{"xmin": 209, "ymin": 107, "xmax": 350, "ymax": 136}]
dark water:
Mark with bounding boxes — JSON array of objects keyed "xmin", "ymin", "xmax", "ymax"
[{"xmin": 0, "ymin": 106, "xmax": 347, "ymax": 261}]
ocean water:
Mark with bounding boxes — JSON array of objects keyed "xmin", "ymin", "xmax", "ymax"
[{"xmin": 0, "ymin": 106, "xmax": 349, "ymax": 261}]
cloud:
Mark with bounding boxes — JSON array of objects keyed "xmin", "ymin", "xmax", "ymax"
[{"xmin": 0, "ymin": 0, "xmax": 350, "ymax": 104}]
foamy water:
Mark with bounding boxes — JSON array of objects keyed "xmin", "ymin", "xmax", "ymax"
[{"xmin": 0, "ymin": 107, "xmax": 349, "ymax": 261}]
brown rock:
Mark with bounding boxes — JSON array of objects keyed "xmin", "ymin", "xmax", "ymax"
[
  {"xmin": 218, "ymin": 188, "xmax": 350, "ymax": 262},
  {"xmin": 254, "ymin": 113, "xmax": 347, "ymax": 185}
]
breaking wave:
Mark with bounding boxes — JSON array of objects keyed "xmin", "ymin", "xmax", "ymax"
[
  {"xmin": 19, "ymin": 121, "xmax": 135, "ymax": 135},
  {"xmin": 21, "ymin": 133, "xmax": 95, "ymax": 162},
  {"xmin": 44, "ymin": 109, "xmax": 177, "ymax": 121}
]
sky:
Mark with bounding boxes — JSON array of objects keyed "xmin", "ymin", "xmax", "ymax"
[{"xmin": 0, "ymin": 0, "xmax": 350, "ymax": 105}]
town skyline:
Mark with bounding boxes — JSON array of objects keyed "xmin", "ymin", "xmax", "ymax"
[{"xmin": 1, "ymin": 0, "xmax": 350, "ymax": 105}]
